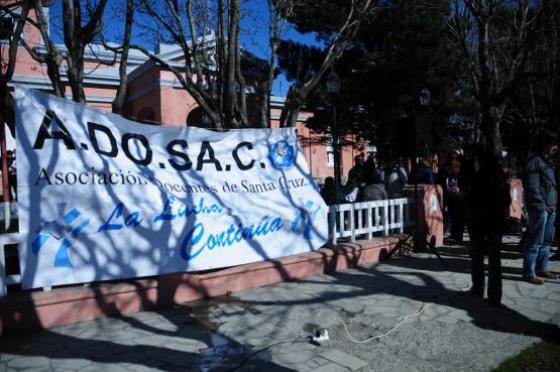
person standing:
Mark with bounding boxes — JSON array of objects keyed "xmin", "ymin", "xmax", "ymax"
[
  {"xmin": 523, "ymin": 133, "xmax": 558, "ymax": 284},
  {"xmin": 320, "ymin": 177, "xmax": 341, "ymax": 205},
  {"xmin": 466, "ymin": 150, "xmax": 511, "ymax": 305},
  {"xmin": 442, "ymin": 153, "xmax": 466, "ymax": 241},
  {"xmin": 348, "ymin": 154, "xmax": 366, "ymax": 184},
  {"xmin": 7, "ymin": 151, "xmax": 17, "ymax": 201},
  {"xmin": 385, "ymin": 158, "xmax": 408, "ymax": 198},
  {"xmin": 412, "ymin": 158, "xmax": 434, "ymax": 184}
]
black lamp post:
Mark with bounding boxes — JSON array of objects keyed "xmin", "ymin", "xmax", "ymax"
[
  {"xmin": 415, "ymin": 88, "xmax": 431, "ymax": 159},
  {"xmin": 326, "ymin": 69, "xmax": 341, "ymax": 188},
  {"xmin": 411, "ymin": 87, "xmax": 440, "ymax": 256},
  {"xmin": 419, "ymin": 88, "xmax": 431, "ymax": 107}
]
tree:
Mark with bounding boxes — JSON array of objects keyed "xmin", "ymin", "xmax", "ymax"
[
  {"xmin": 277, "ymin": 0, "xmax": 376, "ymax": 128},
  {"xmin": 503, "ymin": 2, "xmax": 560, "ymax": 155},
  {"xmin": 133, "ymin": 0, "xmax": 376, "ymax": 130},
  {"xmin": 19, "ymin": 0, "xmax": 109, "ymax": 103},
  {"xmin": 449, "ymin": 0, "xmax": 549, "ymax": 155},
  {"xmin": 0, "ymin": 0, "xmax": 30, "ymax": 135},
  {"xmin": 102, "ymin": 0, "xmax": 136, "ymax": 114},
  {"xmin": 277, "ymin": 0, "xmax": 456, "ymax": 153}
]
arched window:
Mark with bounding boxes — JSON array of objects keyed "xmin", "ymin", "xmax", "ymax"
[{"xmin": 186, "ymin": 107, "xmax": 212, "ymax": 128}]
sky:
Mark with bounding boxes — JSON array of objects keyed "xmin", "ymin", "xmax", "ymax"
[{"xmin": 46, "ymin": 0, "xmax": 322, "ymax": 97}]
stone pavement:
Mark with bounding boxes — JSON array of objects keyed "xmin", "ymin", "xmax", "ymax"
[{"xmin": 1, "ymin": 234, "xmax": 559, "ymax": 371}]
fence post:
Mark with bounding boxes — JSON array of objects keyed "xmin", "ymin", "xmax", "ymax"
[
  {"xmin": 0, "ymin": 238, "xmax": 6, "ymax": 297},
  {"xmin": 350, "ymin": 203, "xmax": 356, "ymax": 242},
  {"xmin": 383, "ymin": 200, "xmax": 389, "ymax": 236},
  {"xmin": 357, "ymin": 203, "xmax": 363, "ymax": 236},
  {"xmin": 398, "ymin": 200, "xmax": 404, "ymax": 233},
  {"xmin": 367, "ymin": 203, "xmax": 373, "ymax": 240},
  {"xmin": 404, "ymin": 198, "xmax": 411, "ymax": 228}
]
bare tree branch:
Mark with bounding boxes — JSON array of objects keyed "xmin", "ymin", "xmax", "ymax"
[{"xmin": 280, "ymin": 0, "xmax": 376, "ymax": 127}]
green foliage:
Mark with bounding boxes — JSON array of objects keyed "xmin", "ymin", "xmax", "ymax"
[
  {"xmin": 277, "ymin": 0, "xmax": 458, "ymax": 149},
  {"xmin": 282, "ymin": 0, "xmax": 353, "ymax": 35}
]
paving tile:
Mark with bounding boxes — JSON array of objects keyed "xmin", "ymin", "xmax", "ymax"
[
  {"xmin": 319, "ymin": 349, "xmax": 368, "ymax": 371},
  {"xmin": 309, "ymin": 362, "xmax": 350, "ymax": 372},
  {"xmin": 51, "ymin": 358, "xmax": 93, "ymax": 370},
  {"xmin": 273, "ymin": 349, "xmax": 316, "ymax": 365},
  {"xmin": 15, "ymin": 368, "xmax": 52, "ymax": 372},
  {"xmin": 7, "ymin": 356, "xmax": 51, "ymax": 369}
]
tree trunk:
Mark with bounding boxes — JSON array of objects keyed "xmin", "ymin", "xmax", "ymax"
[
  {"xmin": 112, "ymin": 0, "xmax": 134, "ymax": 114},
  {"xmin": 224, "ymin": 0, "xmax": 239, "ymax": 128},
  {"xmin": 480, "ymin": 103, "xmax": 506, "ymax": 156},
  {"xmin": 34, "ymin": 2, "xmax": 65, "ymax": 97},
  {"xmin": 258, "ymin": 81, "xmax": 271, "ymax": 128},
  {"xmin": 280, "ymin": 85, "xmax": 304, "ymax": 127},
  {"xmin": 0, "ymin": 0, "xmax": 30, "ymax": 135}
]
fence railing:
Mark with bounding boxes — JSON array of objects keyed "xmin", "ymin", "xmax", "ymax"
[
  {"xmin": 0, "ymin": 232, "xmax": 24, "ymax": 297},
  {"xmin": 327, "ymin": 197, "xmax": 414, "ymax": 244},
  {"xmin": 0, "ymin": 197, "xmax": 415, "ymax": 297}
]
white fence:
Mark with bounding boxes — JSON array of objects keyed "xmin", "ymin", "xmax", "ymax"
[
  {"xmin": 328, "ymin": 197, "xmax": 414, "ymax": 244},
  {"xmin": 0, "ymin": 232, "xmax": 24, "ymax": 297},
  {"xmin": 0, "ymin": 197, "xmax": 415, "ymax": 297}
]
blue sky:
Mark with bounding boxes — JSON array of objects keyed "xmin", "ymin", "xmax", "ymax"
[
  {"xmin": 47, "ymin": 0, "xmax": 321, "ymax": 97},
  {"xmin": 239, "ymin": 1, "xmax": 320, "ymax": 96}
]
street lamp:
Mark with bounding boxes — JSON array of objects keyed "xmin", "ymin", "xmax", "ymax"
[
  {"xmin": 415, "ymin": 88, "xmax": 431, "ymax": 159},
  {"xmin": 419, "ymin": 87, "xmax": 431, "ymax": 107},
  {"xmin": 326, "ymin": 68, "xmax": 341, "ymax": 189},
  {"xmin": 407, "ymin": 87, "xmax": 441, "ymax": 257}
]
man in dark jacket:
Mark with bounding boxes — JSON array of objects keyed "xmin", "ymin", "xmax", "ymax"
[
  {"xmin": 348, "ymin": 154, "xmax": 366, "ymax": 184},
  {"xmin": 523, "ymin": 133, "xmax": 558, "ymax": 284},
  {"xmin": 467, "ymin": 150, "xmax": 511, "ymax": 305}
]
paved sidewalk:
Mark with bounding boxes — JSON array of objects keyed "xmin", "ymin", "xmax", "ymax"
[{"xmin": 1, "ymin": 234, "xmax": 559, "ymax": 371}]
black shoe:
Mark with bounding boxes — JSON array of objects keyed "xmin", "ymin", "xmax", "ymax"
[
  {"xmin": 485, "ymin": 299, "xmax": 502, "ymax": 308},
  {"xmin": 463, "ymin": 288, "xmax": 483, "ymax": 298},
  {"xmin": 450, "ymin": 235, "xmax": 463, "ymax": 243}
]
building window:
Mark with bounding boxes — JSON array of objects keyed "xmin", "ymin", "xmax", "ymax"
[
  {"xmin": 186, "ymin": 106, "xmax": 212, "ymax": 128},
  {"xmin": 326, "ymin": 136, "xmax": 334, "ymax": 168}
]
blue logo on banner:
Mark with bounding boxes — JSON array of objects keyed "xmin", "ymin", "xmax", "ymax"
[
  {"xmin": 31, "ymin": 205, "xmax": 90, "ymax": 268},
  {"xmin": 291, "ymin": 200, "xmax": 322, "ymax": 240},
  {"xmin": 269, "ymin": 140, "xmax": 295, "ymax": 168}
]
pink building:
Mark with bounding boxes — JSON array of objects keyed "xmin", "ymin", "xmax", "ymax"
[{"xmin": 2, "ymin": 6, "xmax": 368, "ymax": 182}]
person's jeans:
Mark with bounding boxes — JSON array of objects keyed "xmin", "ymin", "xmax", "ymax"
[{"xmin": 523, "ymin": 208, "xmax": 556, "ymax": 277}]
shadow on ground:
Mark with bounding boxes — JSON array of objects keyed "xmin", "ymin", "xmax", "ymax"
[{"xmin": 0, "ymin": 305, "xmax": 295, "ymax": 371}]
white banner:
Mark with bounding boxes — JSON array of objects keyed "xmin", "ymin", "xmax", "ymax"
[{"xmin": 15, "ymin": 88, "xmax": 328, "ymax": 289}]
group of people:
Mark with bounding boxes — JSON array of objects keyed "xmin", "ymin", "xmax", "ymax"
[
  {"xmin": 320, "ymin": 154, "xmax": 408, "ymax": 205},
  {"xmin": 436, "ymin": 136, "xmax": 558, "ymax": 305},
  {"xmin": 319, "ymin": 133, "xmax": 559, "ymax": 307},
  {"xmin": 466, "ymin": 133, "xmax": 559, "ymax": 308}
]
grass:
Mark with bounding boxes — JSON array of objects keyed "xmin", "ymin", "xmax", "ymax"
[{"xmin": 493, "ymin": 341, "xmax": 560, "ymax": 372}]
